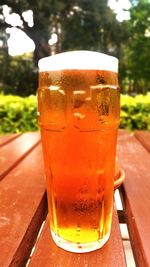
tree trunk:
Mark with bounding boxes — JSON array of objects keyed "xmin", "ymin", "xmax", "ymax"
[
  {"xmin": 24, "ymin": 28, "xmax": 51, "ymax": 67},
  {"xmin": 33, "ymin": 37, "xmax": 50, "ymax": 67}
]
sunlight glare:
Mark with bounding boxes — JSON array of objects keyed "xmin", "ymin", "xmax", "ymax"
[
  {"xmin": 108, "ymin": 0, "xmax": 131, "ymax": 22},
  {"xmin": 6, "ymin": 27, "xmax": 35, "ymax": 56},
  {"xmin": 3, "ymin": 5, "xmax": 23, "ymax": 27},
  {"xmin": 22, "ymin": 10, "xmax": 34, "ymax": 27},
  {"xmin": 48, "ymin": 33, "xmax": 58, "ymax": 46}
]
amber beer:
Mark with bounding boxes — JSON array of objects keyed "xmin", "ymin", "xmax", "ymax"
[{"xmin": 38, "ymin": 51, "xmax": 120, "ymax": 252}]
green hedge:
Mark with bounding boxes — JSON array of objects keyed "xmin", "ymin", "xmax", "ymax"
[
  {"xmin": 0, "ymin": 93, "xmax": 150, "ymax": 133},
  {"xmin": 120, "ymin": 93, "xmax": 150, "ymax": 130},
  {"xmin": 0, "ymin": 95, "xmax": 38, "ymax": 133}
]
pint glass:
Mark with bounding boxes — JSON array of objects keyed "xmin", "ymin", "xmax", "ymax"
[{"xmin": 38, "ymin": 51, "xmax": 120, "ymax": 253}]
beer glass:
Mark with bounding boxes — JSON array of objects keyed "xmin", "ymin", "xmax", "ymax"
[{"xmin": 38, "ymin": 51, "xmax": 120, "ymax": 253}]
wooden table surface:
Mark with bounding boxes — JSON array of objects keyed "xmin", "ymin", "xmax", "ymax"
[{"xmin": 0, "ymin": 130, "xmax": 150, "ymax": 267}]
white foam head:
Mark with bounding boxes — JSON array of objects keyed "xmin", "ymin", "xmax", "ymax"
[{"xmin": 38, "ymin": 51, "xmax": 118, "ymax": 72}]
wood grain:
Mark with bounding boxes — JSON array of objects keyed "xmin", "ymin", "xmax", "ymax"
[
  {"xmin": 29, "ymin": 206, "xmax": 126, "ymax": 267},
  {"xmin": 0, "ymin": 143, "xmax": 47, "ymax": 267},
  {"xmin": 135, "ymin": 130, "xmax": 150, "ymax": 153},
  {"xmin": 0, "ymin": 132, "xmax": 40, "ymax": 181},
  {"xmin": 117, "ymin": 130, "xmax": 150, "ymax": 267},
  {"xmin": 0, "ymin": 133, "xmax": 21, "ymax": 147}
]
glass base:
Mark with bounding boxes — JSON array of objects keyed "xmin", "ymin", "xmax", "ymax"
[{"xmin": 51, "ymin": 230, "xmax": 110, "ymax": 253}]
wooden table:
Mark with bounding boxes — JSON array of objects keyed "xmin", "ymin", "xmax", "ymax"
[{"xmin": 0, "ymin": 130, "xmax": 150, "ymax": 267}]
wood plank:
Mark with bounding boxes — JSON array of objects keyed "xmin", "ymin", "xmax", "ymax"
[
  {"xmin": 0, "ymin": 132, "xmax": 40, "ymax": 181},
  {"xmin": 0, "ymin": 143, "xmax": 47, "ymax": 267},
  {"xmin": 0, "ymin": 133, "xmax": 21, "ymax": 147},
  {"xmin": 135, "ymin": 130, "xmax": 150, "ymax": 153},
  {"xmin": 117, "ymin": 130, "xmax": 150, "ymax": 267},
  {"xmin": 29, "ymin": 206, "xmax": 126, "ymax": 267}
]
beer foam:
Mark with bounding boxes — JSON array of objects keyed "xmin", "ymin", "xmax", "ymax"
[{"xmin": 38, "ymin": 51, "xmax": 118, "ymax": 72}]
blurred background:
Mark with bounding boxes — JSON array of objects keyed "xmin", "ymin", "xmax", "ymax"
[{"xmin": 0, "ymin": 0, "xmax": 150, "ymax": 133}]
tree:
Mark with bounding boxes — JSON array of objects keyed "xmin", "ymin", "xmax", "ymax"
[
  {"xmin": 0, "ymin": 0, "xmax": 132, "ymax": 96},
  {"xmin": 0, "ymin": 0, "xmax": 126, "ymax": 65},
  {"xmin": 61, "ymin": 0, "xmax": 125, "ymax": 56},
  {"xmin": 0, "ymin": 0, "xmax": 59, "ymax": 64},
  {"xmin": 1, "ymin": 55, "xmax": 38, "ymax": 96},
  {"xmin": 120, "ymin": 0, "xmax": 150, "ymax": 94}
]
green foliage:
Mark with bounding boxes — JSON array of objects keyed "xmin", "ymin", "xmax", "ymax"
[
  {"xmin": 0, "ymin": 1, "xmax": 128, "ymax": 96},
  {"xmin": 0, "ymin": 0, "xmax": 127, "ymax": 64},
  {"xmin": 61, "ymin": 0, "xmax": 123, "ymax": 55},
  {"xmin": 119, "ymin": 0, "xmax": 150, "ymax": 94},
  {"xmin": 0, "ymin": 94, "xmax": 38, "ymax": 133},
  {"xmin": 0, "ymin": 93, "xmax": 150, "ymax": 133},
  {"xmin": 0, "ymin": 55, "xmax": 38, "ymax": 96},
  {"xmin": 120, "ymin": 93, "xmax": 150, "ymax": 130},
  {"xmin": 1, "ymin": 0, "xmax": 150, "ymax": 95}
]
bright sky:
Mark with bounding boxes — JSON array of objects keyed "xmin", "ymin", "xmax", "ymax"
[
  {"xmin": 2, "ymin": 0, "xmax": 131, "ymax": 56},
  {"xmin": 108, "ymin": 0, "xmax": 131, "ymax": 22}
]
